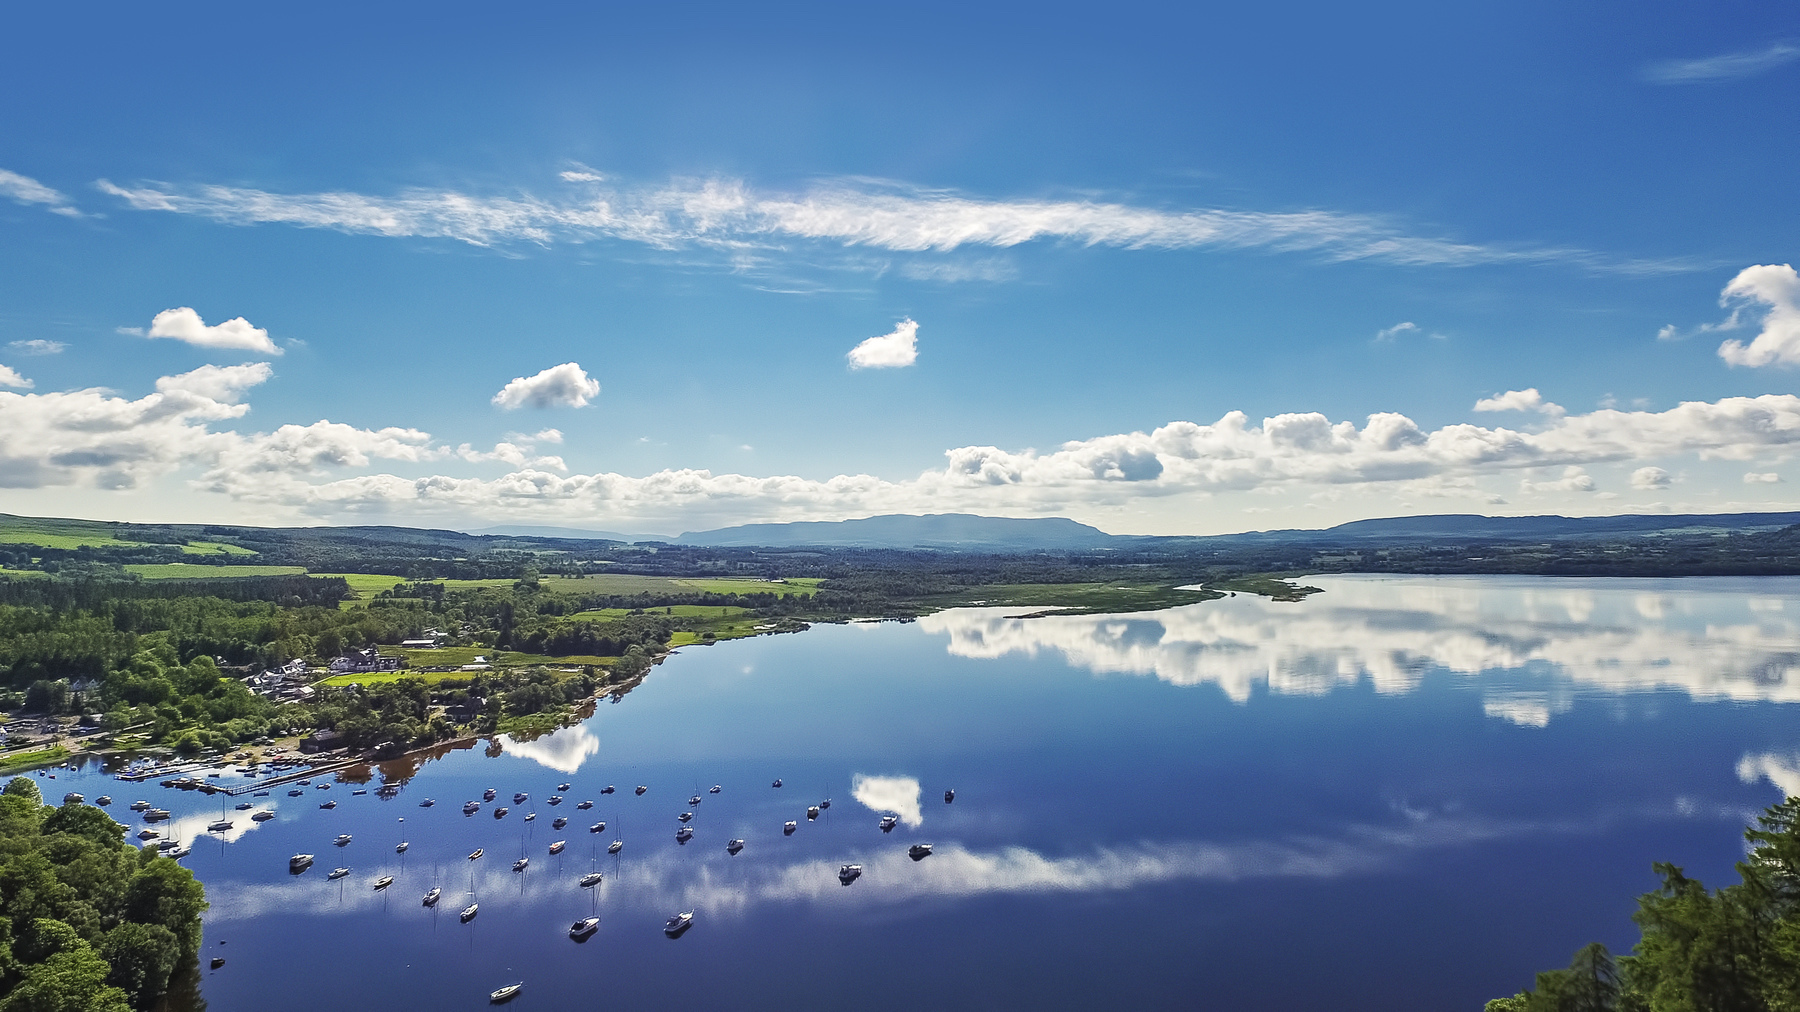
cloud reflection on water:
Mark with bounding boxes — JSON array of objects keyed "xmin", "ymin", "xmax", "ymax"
[
  {"xmin": 851, "ymin": 774, "xmax": 923, "ymax": 827},
  {"xmin": 497, "ymin": 724, "xmax": 599, "ymax": 773},
  {"xmin": 917, "ymin": 576, "xmax": 1800, "ymax": 723}
]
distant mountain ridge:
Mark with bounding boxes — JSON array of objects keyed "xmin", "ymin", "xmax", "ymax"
[{"xmin": 673, "ymin": 513, "xmax": 1116, "ymax": 549}]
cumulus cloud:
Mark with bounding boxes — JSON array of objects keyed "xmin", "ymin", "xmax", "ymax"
[
  {"xmin": 847, "ymin": 318, "xmax": 919, "ymax": 369},
  {"xmin": 1716, "ymin": 264, "xmax": 1800, "ymax": 368},
  {"xmin": 1645, "ymin": 42, "xmax": 1800, "ymax": 83},
  {"xmin": 141, "ymin": 307, "xmax": 282, "ymax": 355},
  {"xmin": 1473, "ymin": 388, "xmax": 1564, "ymax": 416},
  {"xmin": 1745, "ymin": 472, "xmax": 1782, "ymax": 484},
  {"xmin": 491, "ymin": 362, "xmax": 600, "ymax": 410},
  {"xmin": 1631, "ymin": 466, "xmax": 1673, "ymax": 490},
  {"xmin": 94, "ymin": 173, "xmax": 1693, "ymax": 274},
  {"xmin": 851, "ymin": 774, "xmax": 924, "ymax": 828},
  {"xmin": 1520, "ymin": 466, "xmax": 1596, "ymax": 494},
  {"xmin": 0, "ymin": 168, "xmax": 79, "ymax": 217},
  {"xmin": 0, "ymin": 366, "xmax": 32, "ymax": 390}
]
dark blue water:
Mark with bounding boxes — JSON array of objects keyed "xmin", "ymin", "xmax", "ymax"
[{"xmin": 39, "ymin": 575, "xmax": 1800, "ymax": 1010}]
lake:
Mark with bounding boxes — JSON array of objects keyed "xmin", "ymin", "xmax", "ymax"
[{"xmin": 40, "ymin": 574, "xmax": 1800, "ymax": 1010}]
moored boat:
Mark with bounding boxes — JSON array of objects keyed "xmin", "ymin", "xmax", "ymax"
[
  {"xmin": 96, "ymin": 795, "xmax": 113, "ymax": 806},
  {"xmin": 419, "ymin": 798, "xmax": 435, "ymax": 807},
  {"xmin": 235, "ymin": 802, "xmax": 252, "ymax": 810},
  {"xmin": 374, "ymin": 876, "xmax": 393, "ymax": 890},
  {"xmin": 463, "ymin": 801, "xmax": 481, "ymax": 813},
  {"xmin": 838, "ymin": 863, "xmax": 863, "ymax": 884},
  {"xmin": 513, "ymin": 857, "xmax": 529, "ymax": 872},
  {"xmin": 727, "ymin": 838, "xmax": 744, "ymax": 855},
  {"xmin": 909, "ymin": 843, "xmax": 934, "ymax": 860},
  {"xmin": 494, "ymin": 807, "xmax": 508, "ymax": 818},
  {"xmin": 675, "ymin": 826, "xmax": 693, "ymax": 842},
  {"xmin": 608, "ymin": 840, "xmax": 623, "ymax": 854},
  {"xmin": 483, "ymin": 788, "xmax": 496, "ymax": 801},
  {"xmin": 558, "ymin": 783, "xmax": 571, "ymax": 791},
  {"xmin": 710, "ymin": 785, "xmax": 722, "ymax": 794},
  {"xmin": 635, "ymin": 785, "xmax": 647, "ymax": 795},
  {"xmin": 328, "ymin": 867, "xmax": 349, "ymax": 880},
  {"xmin": 334, "ymin": 834, "xmax": 352, "ymax": 846},
  {"xmin": 663, "ymin": 910, "xmax": 694, "ymax": 936},
  {"xmin": 207, "ymin": 820, "xmax": 233, "ymax": 833},
  {"xmin": 589, "ymin": 821, "xmax": 606, "ymax": 833},
  {"xmin": 807, "ymin": 806, "xmax": 819, "ymax": 820},
  {"xmin": 772, "ymin": 779, "xmax": 783, "ymax": 788},
  {"xmin": 423, "ymin": 887, "xmax": 441, "ymax": 906},
  {"xmin": 319, "ymin": 800, "xmax": 336, "ymax": 809},
  {"xmin": 689, "ymin": 795, "xmax": 702, "ymax": 806},
  {"xmin": 548, "ymin": 840, "xmax": 565, "ymax": 854},
  {"xmin": 569, "ymin": 917, "xmax": 599, "ymax": 939},
  {"xmin": 523, "ymin": 812, "xmax": 536, "ymax": 822},
  {"xmin": 575, "ymin": 800, "xmax": 592, "ymax": 810},
  {"xmin": 252, "ymin": 811, "xmax": 274, "ymax": 822},
  {"xmin": 289, "ymin": 853, "xmax": 313, "ymax": 871},
  {"xmin": 488, "ymin": 981, "xmax": 520, "ymax": 1003},
  {"xmin": 783, "ymin": 821, "xmax": 797, "ymax": 835},
  {"xmin": 678, "ymin": 811, "xmax": 693, "ymax": 822},
  {"xmin": 513, "ymin": 792, "xmax": 529, "ymax": 804},
  {"xmin": 552, "ymin": 816, "xmax": 567, "ymax": 829},
  {"xmin": 469, "ymin": 848, "xmax": 484, "ymax": 860},
  {"xmin": 580, "ymin": 871, "xmax": 603, "ymax": 887},
  {"xmin": 944, "ymin": 789, "xmax": 955, "ymax": 803},
  {"xmin": 130, "ymin": 800, "xmax": 151, "ymax": 811},
  {"xmin": 601, "ymin": 785, "xmax": 615, "ymax": 794},
  {"xmin": 395, "ymin": 841, "xmax": 409, "ymax": 853},
  {"xmin": 548, "ymin": 795, "xmax": 563, "ymax": 806},
  {"xmin": 879, "ymin": 815, "xmax": 898, "ymax": 832},
  {"xmin": 460, "ymin": 902, "xmax": 479, "ymax": 922}
]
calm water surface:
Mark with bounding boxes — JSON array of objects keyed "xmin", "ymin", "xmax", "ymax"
[{"xmin": 45, "ymin": 575, "xmax": 1800, "ymax": 1010}]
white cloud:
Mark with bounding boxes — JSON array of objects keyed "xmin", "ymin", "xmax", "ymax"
[
  {"xmin": 1745, "ymin": 471, "xmax": 1783, "ymax": 484},
  {"xmin": 8, "ymin": 339, "xmax": 65, "ymax": 355},
  {"xmin": 1645, "ymin": 42, "xmax": 1800, "ymax": 83},
  {"xmin": 1472, "ymin": 388, "xmax": 1564, "ymax": 416},
  {"xmin": 142, "ymin": 307, "xmax": 282, "ymax": 355},
  {"xmin": 851, "ymin": 774, "xmax": 924, "ymax": 828},
  {"xmin": 0, "ymin": 366, "xmax": 32, "ymax": 390},
  {"xmin": 1374, "ymin": 321, "xmax": 1418, "ymax": 342},
  {"xmin": 94, "ymin": 173, "xmax": 1693, "ymax": 274},
  {"xmin": 490, "ymin": 362, "xmax": 600, "ymax": 410},
  {"xmin": 559, "ymin": 170, "xmax": 605, "ymax": 183},
  {"xmin": 1657, "ymin": 324, "xmax": 1680, "ymax": 341},
  {"xmin": 496, "ymin": 724, "xmax": 599, "ymax": 773},
  {"xmin": 1631, "ymin": 466, "xmax": 1673, "ymax": 490},
  {"xmin": 1520, "ymin": 466, "xmax": 1595, "ymax": 494},
  {"xmin": 0, "ymin": 169, "xmax": 79, "ymax": 217},
  {"xmin": 1716, "ymin": 264, "xmax": 1800, "ymax": 368},
  {"xmin": 847, "ymin": 318, "xmax": 919, "ymax": 369}
]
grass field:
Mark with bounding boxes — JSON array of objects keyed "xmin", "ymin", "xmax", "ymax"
[
  {"xmin": 0, "ymin": 567, "xmax": 48, "ymax": 579},
  {"xmin": 0, "ymin": 745, "xmax": 71, "ymax": 775},
  {"xmin": 315, "ymin": 645, "xmax": 615, "ymax": 685},
  {"xmin": 0, "ymin": 517, "xmax": 143, "ymax": 550},
  {"xmin": 126, "ymin": 563, "xmax": 308, "ymax": 580},
  {"xmin": 181, "ymin": 540, "xmax": 257, "ymax": 556},
  {"xmin": 570, "ymin": 604, "xmax": 747, "ymax": 620},
  {"xmin": 543, "ymin": 574, "xmax": 820, "ymax": 597}
]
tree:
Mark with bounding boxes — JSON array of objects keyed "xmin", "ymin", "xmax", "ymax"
[
  {"xmin": 0, "ymin": 945, "xmax": 131, "ymax": 1012},
  {"xmin": 4, "ymin": 778, "xmax": 41, "ymax": 803},
  {"xmin": 120, "ymin": 860, "xmax": 206, "ymax": 961},
  {"xmin": 97, "ymin": 922, "xmax": 179, "ymax": 1008},
  {"xmin": 41, "ymin": 805, "xmax": 125, "ymax": 850}
]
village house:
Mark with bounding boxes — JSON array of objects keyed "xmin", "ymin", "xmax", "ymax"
[{"xmin": 328, "ymin": 647, "xmax": 402, "ymax": 674}]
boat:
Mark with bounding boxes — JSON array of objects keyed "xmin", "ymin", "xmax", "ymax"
[
  {"xmin": 523, "ymin": 813, "xmax": 536, "ymax": 822},
  {"xmin": 469, "ymin": 848, "xmax": 484, "ymax": 860},
  {"xmin": 396, "ymin": 842, "xmax": 409, "ymax": 853},
  {"xmin": 288, "ymin": 789, "xmax": 304, "ymax": 797},
  {"xmin": 316, "ymin": 783, "xmax": 330, "ymax": 790},
  {"xmin": 211, "ymin": 957, "xmax": 225, "ymax": 969},
  {"xmin": 513, "ymin": 857, "xmax": 529, "ymax": 872},
  {"xmin": 328, "ymin": 868, "xmax": 349, "ymax": 880},
  {"xmin": 569, "ymin": 917, "xmax": 599, "ymax": 940},
  {"xmin": 552, "ymin": 817, "xmax": 567, "ymax": 829},
  {"xmin": 334, "ymin": 834, "xmax": 352, "ymax": 846},
  {"xmin": 558, "ymin": 783, "xmax": 571, "ymax": 791},
  {"xmin": 234, "ymin": 802, "xmax": 252, "ymax": 810},
  {"xmin": 548, "ymin": 840, "xmax": 565, "ymax": 855},
  {"xmin": 290, "ymin": 853, "xmax": 314, "ymax": 871},
  {"xmin": 548, "ymin": 795, "xmax": 563, "ymax": 806},
  {"xmin": 253, "ymin": 790, "xmax": 269, "ymax": 797},
  {"xmin": 96, "ymin": 795, "xmax": 112, "ymax": 806},
  {"xmin": 589, "ymin": 822, "xmax": 606, "ymax": 834},
  {"xmin": 137, "ymin": 829, "xmax": 159, "ymax": 840},
  {"xmin": 601, "ymin": 785, "xmax": 615, "ymax": 795},
  {"xmin": 320, "ymin": 800, "xmax": 336, "ymax": 810},
  {"xmin": 710, "ymin": 785, "xmax": 722, "ymax": 794},
  {"xmin": 634, "ymin": 786, "xmax": 647, "ymax": 795},
  {"xmin": 207, "ymin": 820, "xmax": 233, "ymax": 833},
  {"xmin": 157, "ymin": 839, "xmax": 179, "ymax": 850},
  {"xmin": 675, "ymin": 826, "xmax": 693, "ymax": 842},
  {"xmin": 579, "ymin": 872, "xmax": 603, "ymax": 887},
  {"xmin": 689, "ymin": 795, "xmax": 702, "ymax": 806},
  {"xmin": 909, "ymin": 844, "xmax": 934, "ymax": 860},
  {"xmin": 879, "ymin": 815, "xmax": 898, "ymax": 832},
  {"xmin": 170, "ymin": 845, "xmax": 191, "ymax": 858},
  {"xmin": 460, "ymin": 902, "xmax": 479, "ymax": 922},
  {"xmin": 663, "ymin": 910, "xmax": 694, "ymax": 936},
  {"xmin": 807, "ymin": 806, "xmax": 819, "ymax": 820},
  {"xmin": 488, "ymin": 981, "xmax": 520, "ymax": 1003},
  {"xmin": 483, "ymin": 788, "xmax": 496, "ymax": 801},
  {"xmin": 374, "ymin": 876, "xmax": 393, "ymax": 890},
  {"xmin": 376, "ymin": 784, "xmax": 400, "ymax": 798},
  {"xmin": 727, "ymin": 838, "xmax": 744, "ymax": 855},
  {"xmin": 678, "ymin": 811, "xmax": 693, "ymax": 823},
  {"xmin": 352, "ymin": 789, "xmax": 367, "ymax": 796},
  {"xmin": 820, "ymin": 799, "xmax": 831, "ymax": 809},
  {"xmin": 463, "ymin": 801, "xmax": 481, "ymax": 814},
  {"xmin": 513, "ymin": 792, "xmax": 529, "ymax": 804},
  {"xmin": 607, "ymin": 840, "xmax": 623, "ymax": 855},
  {"xmin": 252, "ymin": 811, "xmax": 274, "ymax": 822},
  {"xmin": 130, "ymin": 800, "xmax": 151, "ymax": 811},
  {"xmin": 299, "ymin": 779, "xmax": 311, "ymax": 785},
  {"xmin": 423, "ymin": 887, "xmax": 441, "ymax": 906},
  {"xmin": 838, "ymin": 864, "xmax": 863, "ymax": 885},
  {"xmin": 494, "ymin": 807, "xmax": 508, "ymax": 818},
  {"xmin": 772, "ymin": 779, "xmax": 783, "ymax": 788},
  {"xmin": 145, "ymin": 808, "xmax": 170, "ymax": 820},
  {"xmin": 944, "ymin": 789, "xmax": 955, "ymax": 803},
  {"xmin": 575, "ymin": 800, "xmax": 593, "ymax": 810},
  {"xmin": 783, "ymin": 821, "xmax": 797, "ymax": 835},
  {"xmin": 419, "ymin": 798, "xmax": 435, "ymax": 807}
]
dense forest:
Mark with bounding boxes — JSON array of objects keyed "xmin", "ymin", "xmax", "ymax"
[{"xmin": 0, "ymin": 778, "xmax": 207, "ymax": 1012}]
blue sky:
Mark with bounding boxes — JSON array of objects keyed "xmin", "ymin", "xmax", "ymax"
[{"xmin": 1, "ymin": 1, "xmax": 1797, "ymax": 535}]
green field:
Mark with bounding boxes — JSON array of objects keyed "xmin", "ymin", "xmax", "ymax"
[
  {"xmin": 126, "ymin": 563, "xmax": 308, "ymax": 580},
  {"xmin": 0, "ymin": 745, "xmax": 71, "ymax": 775},
  {"xmin": 570, "ymin": 604, "xmax": 747, "ymax": 620},
  {"xmin": 181, "ymin": 540, "xmax": 258, "ymax": 556},
  {"xmin": 0, "ymin": 516, "xmax": 143, "ymax": 550},
  {"xmin": 543, "ymin": 574, "xmax": 820, "ymax": 597},
  {"xmin": 315, "ymin": 645, "xmax": 615, "ymax": 685},
  {"xmin": 0, "ymin": 567, "xmax": 48, "ymax": 579}
]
